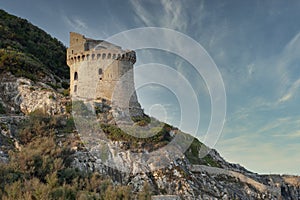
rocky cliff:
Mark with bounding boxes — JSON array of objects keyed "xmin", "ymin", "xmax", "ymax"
[
  {"xmin": 71, "ymin": 131, "xmax": 300, "ymax": 199},
  {"xmin": 0, "ymin": 72, "xmax": 66, "ymax": 115}
]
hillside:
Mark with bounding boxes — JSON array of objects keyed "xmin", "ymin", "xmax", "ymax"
[
  {"xmin": 0, "ymin": 9, "xmax": 299, "ymax": 200},
  {"xmin": 0, "ymin": 9, "xmax": 69, "ymax": 81}
]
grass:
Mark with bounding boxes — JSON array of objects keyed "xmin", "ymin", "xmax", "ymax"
[
  {"xmin": 184, "ymin": 138, "xmax": 221, "ymax": 167},
  {"xmin": 100, "ymin": 122, "xmax": 172, "ymax": 152}
]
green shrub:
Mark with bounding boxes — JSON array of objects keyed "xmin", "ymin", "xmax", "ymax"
[
  {"xmin": 61, "ymin": 81, "xmax": 69, "ymax": 89},
  {"xmin": 100, "ymin": 122, "xmax": 173, "ymax": 152},
  {"xmin": 184, "ymin": 138, "xmax": 221, "ymax": 167},
  {"xmin": 46, "ymin": 82, "xmax": 59, "ymax": 90},
  {"xmin": 65, "ymin": 102, "xmax": 72, "ymax": 113},
  {"xmin": 62, "ymin": 88, "xmax": 70, "ymax": 97},
  {"xmin": 0, "ymin": 103, "xmax": 5, "ymax": 114},
  {"xmin": 49, "ymin": 94, "xmax": 55, "ymax": 100}
]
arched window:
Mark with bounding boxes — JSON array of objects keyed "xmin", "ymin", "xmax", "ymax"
[
  {"xmin": 74, "ymin": 72, "xmax": 78, "ymax": 80},
  {"xmin": 107, "ymin": 53, "xmax": 111, "ymax": 59},
  {"xmin": 92, "ymin": 54, "xmax": 95, "ymax": 60},
  {"xmin": 98, "ymin": 68, "xmax": 103, "ymax": 75},
  {"xmin": 102, "ymin": 53, "xmax": 106, "ymax": 59},
  {"xmin": 97, "ymin": 54, "xmax": 101, "ymax": 59}
]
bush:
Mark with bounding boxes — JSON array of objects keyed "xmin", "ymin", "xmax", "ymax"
[
  {"xmin": 0, "ymin": 102, "xmax": 5, "ymax": 114},
  {"xmin": 138, "ymin": 182, "xmax": 152, "ymax": 200},
  {"xmin": 100, "ymin": 122, "xmax": 173, "ymax": 152},
  {"xmin": 184, "ymin": 138, "xmax": 221, "ymax": 167},
  {"xmin": 61, "ymin": 81, "xmax": 69, "ymax": 89},
  {"xmin": 62, "ymin": 88, "xmax": 70, "ymax": 97},
  {"xmin": 65, "ymin": 102, "xmax": 72, "ymax": 113},
  {"xmin": 0, "ymin": 49, "xmax": 44, "ymax": 82},
  {"xmin": 46, "ymin": 82, "xmax": 59, "ymax": 90}
]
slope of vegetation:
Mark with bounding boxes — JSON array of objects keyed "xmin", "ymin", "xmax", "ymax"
[
  {"xmin": 74, "ymin": 100, "xmax": 222, "ymax": 167},
  {"xmin": 0, "ymin": 9, "xmax": 69, "ymax": 80},
  {"xmin": 0, "ymin": 49, "xmax": 48, "ymax": 81},
  {"xmin": 0, "ymin": 111, "xmax": 151, "ymax": 200}
]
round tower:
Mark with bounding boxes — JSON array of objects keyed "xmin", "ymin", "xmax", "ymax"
[{"xmin": 66, "ymin": 32, "xmax": 142, "ymax": 115}]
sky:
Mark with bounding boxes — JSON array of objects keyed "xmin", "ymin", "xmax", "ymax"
[{"xmin": 1, "ymin": 0, "xmax": 300, "ymax": 175}]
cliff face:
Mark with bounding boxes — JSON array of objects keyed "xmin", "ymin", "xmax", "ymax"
[
  {"xmin": 0, "ymin": 72, "xmax": 66, "ymax": 115},
  {"xmin": 71, "ymin": 141, "xmax": 300, "ymax": 199}
]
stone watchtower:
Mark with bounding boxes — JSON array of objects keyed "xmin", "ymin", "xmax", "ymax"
[{"xmin": 66, "ymin": 32, "xmax": 142, "ymax": 115}]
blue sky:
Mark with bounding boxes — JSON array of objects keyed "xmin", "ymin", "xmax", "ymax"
[{"xmin": 1, "ymin": 0, "xmax": 300, "ymax": 174}]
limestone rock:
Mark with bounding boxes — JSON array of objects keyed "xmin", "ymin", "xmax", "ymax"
[{"xmin": 0, "ymin": 73, "xmax": 66, "ymax": 115}]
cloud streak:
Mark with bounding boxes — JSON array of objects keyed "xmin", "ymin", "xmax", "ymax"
[
  {"xmin": 63, "ymin": 16, "xmax": 88, "ymax": 32},
  {"xmin": 130, "ymin": 0, "xmax": 187, "ymax": 31},
  {"xmin": 278, "ymin": 78, "xmax": 300, "ymax": 103}
]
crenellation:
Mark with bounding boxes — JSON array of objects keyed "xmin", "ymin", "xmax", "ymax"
[{"xmin": 67, "ymin": 49, "xmax": 135, "ymax": 66}]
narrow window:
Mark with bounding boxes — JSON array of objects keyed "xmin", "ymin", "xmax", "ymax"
[
  {"xmin": 98, "ymin": 68, "xmax": 103, "ymax": 75},
  {"xmin": 74, "ymin": 72, "xmax": 78, "ymax": 80},
  {"xmin": 74, "ymin": 85, "xmax": 77, "ymax": 92},
  {"xmin": 102, "ymin": 53, "xmax": 106, "ymax": 59},
  {"xmin": 107, "ymin": 53, "xmax": 111, "ymax": 59}
]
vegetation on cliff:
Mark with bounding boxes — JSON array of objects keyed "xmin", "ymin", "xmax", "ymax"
[
  {"xmin": 0, "ymin": 9, "xmax": 69, "ymax": 80},
  {"xmin": 0, "ymin": 111, "xmax": 151, "ymax": 200}
]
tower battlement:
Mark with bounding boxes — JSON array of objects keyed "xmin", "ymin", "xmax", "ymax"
[{"xmin": 67, "ymin": 32, "xmax": 136, "ymax": 66}]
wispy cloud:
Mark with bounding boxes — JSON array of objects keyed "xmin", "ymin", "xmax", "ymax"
[
  {"xmin": 278, "ymin": 78, "xmax": 300, "ymax": 103},
  {"xmin": 276, "ymin": 31, "xmax": 300, "ymax": 101},
  {"xmin": 63, "ymin": 16, "xmax": 88, "ymax": 32},
  {"xmin": 273, "ymin": 130, "xmax": 300, "ymax": 138},
  {"xmin": 130, "ymin": 0, "xmax": 153, "ymax": 27},
  {"xmin": 129, "ymin": 0, "xmax": 187, "ymax": 32}
]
